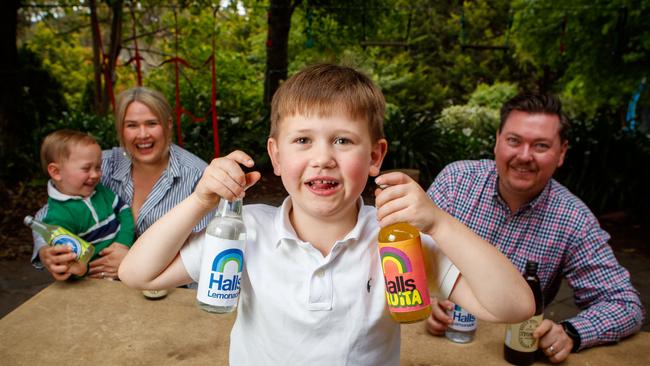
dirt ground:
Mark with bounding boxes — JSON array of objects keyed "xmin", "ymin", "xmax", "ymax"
[{"xmin": 1, "ymin": 176, "xmax": 648, "ymax": 333}]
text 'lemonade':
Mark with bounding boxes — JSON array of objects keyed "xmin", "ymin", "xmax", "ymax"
[
  {"xmin": 446, "ymin": 304, "xmax": 477, "ymax": 343},
  {"xmin": 378, "ymin": 222, "xmax": 432, "ymax": 323},
  {"xmin": 197, "ymin": 198, "xmax": 246, "ymax": 313}
]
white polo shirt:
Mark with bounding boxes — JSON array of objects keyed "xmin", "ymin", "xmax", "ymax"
[{"xmin": 180, "ymin": 198, "xmax": 459, "ymax": 365}]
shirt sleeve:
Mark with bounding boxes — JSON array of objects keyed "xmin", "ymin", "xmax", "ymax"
[
  {"xmin": 31, "ymin": 205, "xmax": 49, "ymax": 269},
  {"xmin": 424, "ymin": 165, "xmax": 463, "ymax": 298},
  {"xmin": 426, "ymin": 164, "xmax": 454, "ymax": 212},
  {"xmin": 113, "ymin": 194, "xmax": 135, "ymax": 247},
  {"xmin": 422, "ymin": 234, "xmax": 460, "ymax": 300},
  {"xmin": 562, "ymin": 221, "xmax": 645, "ymax": 350},
  {"xmin": 179, "ymin": 231, "xmax": 206, "ymax": 282}
]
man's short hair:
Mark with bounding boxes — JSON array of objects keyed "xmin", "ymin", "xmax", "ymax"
[
  {"xmin": 40, "ymin": 129, "xmax": 99, "ymax": 175},
  {"xmin": 270, "ymin": 63, "xmax": 385, "ymax": 141},
  {"xmin": 500, "ymin": 93, "xmax": 570, "ymax": 142}
]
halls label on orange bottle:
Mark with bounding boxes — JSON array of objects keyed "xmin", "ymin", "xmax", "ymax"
[{"xmin": 379, "ymin": 236, "xmax": 431, "ymax": 314}]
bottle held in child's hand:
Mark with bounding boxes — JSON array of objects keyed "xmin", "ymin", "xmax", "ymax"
[
  {"xmin": 24, "ymin": 215, "xmax": 95, "ymax": 266},
  {"xmin": 197, "ymin": 198, "xmax": 246, "ymax": 313},
  {"xmin": 378, "ymin": 222, "xmax": 432, "ymax": 323},
  {"xmin": 446, "ymin": 304, "xmax": 477, "ymax": 343}
]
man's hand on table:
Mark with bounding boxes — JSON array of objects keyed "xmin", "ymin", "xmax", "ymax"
[
  {"xmin": 535, "ymin": 319, "xmax": 574, "ymax": 363},
  {"xmin": 424, "ymin": 297, "xmax": 574, "ymax": 364}
]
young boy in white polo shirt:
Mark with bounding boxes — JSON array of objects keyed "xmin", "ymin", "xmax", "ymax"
[{"xmin": 119, "ymin": 64, "xmax": 534, "ymax": 365}]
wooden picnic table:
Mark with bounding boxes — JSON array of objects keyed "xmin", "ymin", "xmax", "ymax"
[{"xmin": 0, "ymin": 279, "xmax": 647, "ymax": 365}]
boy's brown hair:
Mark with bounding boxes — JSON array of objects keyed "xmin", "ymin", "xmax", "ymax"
[
  {"xmin": 40, "ymin": 129, "xmax": 99, "ymax": 175},
  {"xmin": 270, "ymin": 64, "xmax": 385, "ymax": 141}
]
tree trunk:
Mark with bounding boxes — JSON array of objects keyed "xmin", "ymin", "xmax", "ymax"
[
  {"xmin": 103, "ymin": 0, "xmax": 123, "ymax": 113},
  {"xmin": 89, "ymin": 0, "xmax": 123, "ymax": 115},
  {"xmin": 89, "ymin": 0, "xmax": 103, "ymax": 114},
  {"xmin": 264, "ymin": 0, "xmax": 301, "ymax": 107},
  {"xmin": 0, "ymin": 0, "xmax": 21, "ymax": 182}
]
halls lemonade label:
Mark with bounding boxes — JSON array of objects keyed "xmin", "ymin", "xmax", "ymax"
[{"xmin": 197, "ymin": 236, "xmax": 245, "ymax": 307}]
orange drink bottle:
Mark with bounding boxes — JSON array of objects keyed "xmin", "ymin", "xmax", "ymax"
[{"xmin": 378, "ymin": 222, "xmax": 432, "ymax": 323}]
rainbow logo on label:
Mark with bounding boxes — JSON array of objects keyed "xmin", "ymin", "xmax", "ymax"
[
  {"xmin": 380, "ymin": 247, "xmax": 413, "ymax": 273},
  {"xmin": 52, "ymin": 235, "xmax": 81, "ymax": 256},
  {"xmin": 212, "ymin": 248, "xmax": 244, "ymax": 272}
]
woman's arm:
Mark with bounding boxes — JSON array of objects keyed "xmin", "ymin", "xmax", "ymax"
[{"xmin": 374, "ymin": 172, "xmax": 534, "ymax": 323}]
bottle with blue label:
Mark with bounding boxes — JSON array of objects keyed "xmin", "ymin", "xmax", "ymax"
[
  {"xmin": 197, "ymin": 198, "xmax": 246, "ymax": 313},
  {"xmin": 24, "ymin": 215, "xmax": 94, "ymax": 266},
  {"xmin": 446, "ymin": 304, "xmax": 477, "ymax": 343}
]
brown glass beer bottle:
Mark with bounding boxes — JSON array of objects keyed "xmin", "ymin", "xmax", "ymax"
[{"xmin": 504, "ymin": 261, "xmax": 543, "ymax": 365}]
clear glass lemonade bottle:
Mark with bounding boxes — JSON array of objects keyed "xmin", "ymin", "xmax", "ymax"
[
  {"xmin": 24, "ymin": 215, "xmax": 94, "ymax": 266},
  {"xmin": 197, "ymin": 198, "xmax": 246, "ymax": 313},
  {"xmin": 378, "ymin": 222, "xmax": 432, "ymax": 323}
]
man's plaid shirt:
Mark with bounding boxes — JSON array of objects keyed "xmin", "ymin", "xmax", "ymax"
[{"xmin": 427, "ymin": 159, "xmax": 645, "ymax": 350}]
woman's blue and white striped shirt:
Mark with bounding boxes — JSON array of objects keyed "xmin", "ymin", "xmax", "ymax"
[{"xmin": 32, "ymin": 144, "xmax": 214, "ymax": 266}]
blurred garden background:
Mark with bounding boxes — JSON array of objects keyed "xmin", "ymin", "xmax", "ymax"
[{"xmin": 1, "ymin": 0, "xmax": 650, "ymax": 259}]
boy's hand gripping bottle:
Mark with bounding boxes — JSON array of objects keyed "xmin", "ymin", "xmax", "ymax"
[
  {"xmin": 24, "ymin": 215, "xmax": 94, "ymax": 266},
  {"xmin": 378, "ymin": 222, "xmax": 432, "ymax": 323},
  {"xmin": 197, "ymin": 198, "xmax": 246, "ymax": 313}
]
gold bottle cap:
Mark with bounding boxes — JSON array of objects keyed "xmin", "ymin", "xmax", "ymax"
[{"xmin": 142, "ymin": 289, "xmax": 168, "ymax": 300}]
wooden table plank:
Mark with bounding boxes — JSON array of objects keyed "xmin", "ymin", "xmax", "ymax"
[{"xmin": 1, "ymin": 279, "xmax": 648, "ymax": 365}]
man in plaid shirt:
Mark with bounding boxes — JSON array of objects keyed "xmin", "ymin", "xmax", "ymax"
[{"xmin": 425, "ymin": 93, "xmax": 645, "ymax": 363}]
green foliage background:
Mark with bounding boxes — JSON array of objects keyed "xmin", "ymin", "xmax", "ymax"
[{"xmin": 13, "ymin": 0, "xmax": 650, "ymax": 220}]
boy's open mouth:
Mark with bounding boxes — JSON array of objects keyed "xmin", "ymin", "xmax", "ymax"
[{"xmin": 306, "ymin": 179, "xmax": 339, "ymax": 190}]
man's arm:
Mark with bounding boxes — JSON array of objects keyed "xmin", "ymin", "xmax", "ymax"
[{"xmin": 562, "ymin": 223, "xmax": 645, "ymax": 350}]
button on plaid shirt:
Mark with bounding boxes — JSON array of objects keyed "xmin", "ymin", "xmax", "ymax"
[{"xmin": 427, "ymin": 159, "xmax": 645, "ymax": 350}]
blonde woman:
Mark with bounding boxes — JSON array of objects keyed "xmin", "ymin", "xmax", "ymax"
[{"xmin": 32, "ymin": 87, "xmax": 213, "ymax": 281}]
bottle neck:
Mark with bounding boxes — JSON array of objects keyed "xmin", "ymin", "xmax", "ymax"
[
  {"xmin": 27, "ymin": 218, "xmax": 51, "ymax": 239},
  {"xmin": 217, "ymin": 198, "xmax": 243, "ymax": 218},
  {"xmin": 27, "ymin": 217, "xmax": 48, "ymax": 232},
  {"xmin": 524, "ymin": 261, "xmax": 538, "ymax": 277}
]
